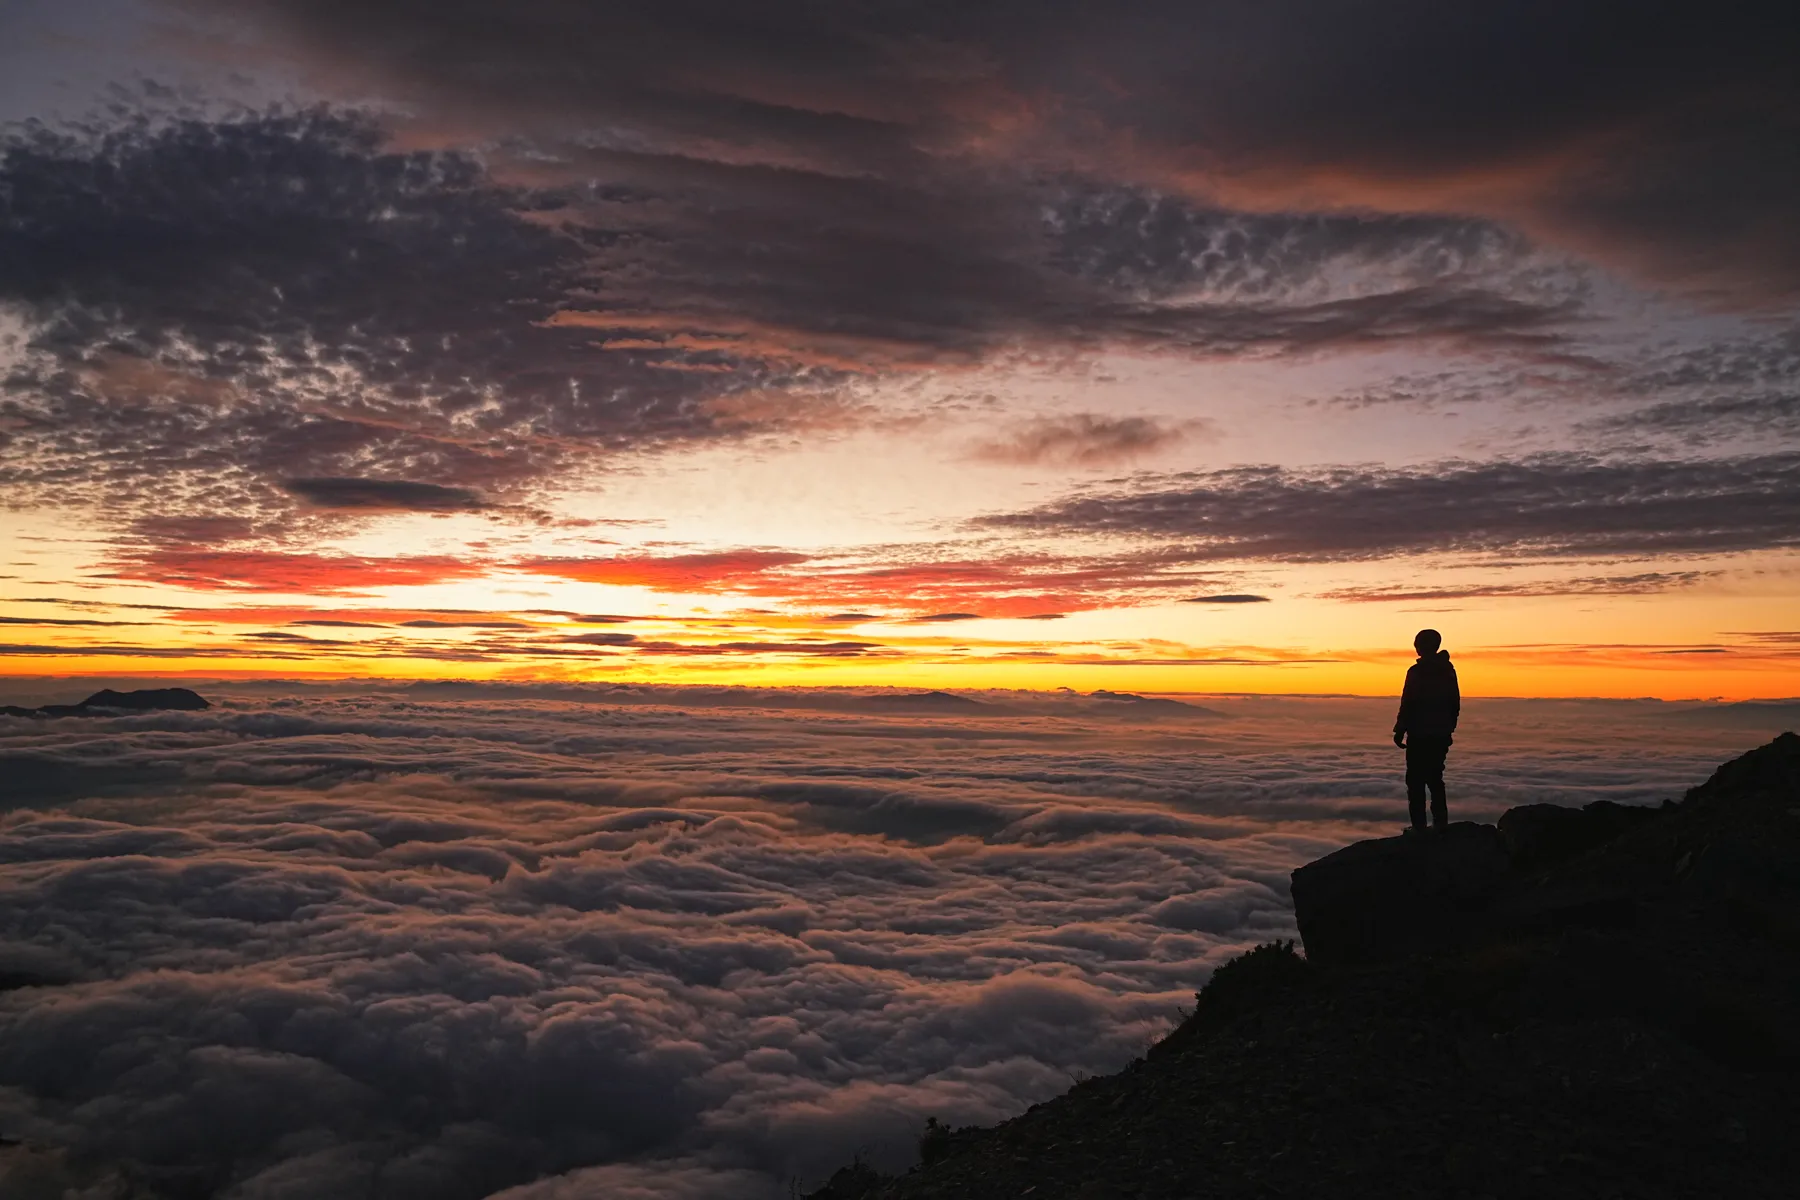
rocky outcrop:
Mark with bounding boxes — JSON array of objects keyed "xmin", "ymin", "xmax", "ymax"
[
  {"xmin": 1287, "ymin": 806, "xmax": 1682, "ymax": 967},
  {"xmin": 1288, "ymin": 732, "xmax": 1800, "ymax": 967},
  {"xmin": 1288, "ymin": 822, "xmax": 1510, "ymax": 965},
  {"xmin": 0, "ymin": 687, "xmax": 211, "ymax": 719}
]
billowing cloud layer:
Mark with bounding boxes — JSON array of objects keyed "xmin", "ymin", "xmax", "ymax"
[{"xmin": 0, "ymin": 685, "xmax": 1778, "ymax": 1197}]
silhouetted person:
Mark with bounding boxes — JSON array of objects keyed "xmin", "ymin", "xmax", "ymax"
[{"xmin": 1393, "ymin": 628, "xmax": 1459, "ymax": 831}]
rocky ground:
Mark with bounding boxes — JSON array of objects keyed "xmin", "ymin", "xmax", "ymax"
[{"xmin": 808, "ymin": 733, "xmax": 1800, "ymax": 1200}]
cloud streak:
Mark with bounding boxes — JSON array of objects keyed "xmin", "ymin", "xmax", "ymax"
[
  {"xmin": 978, "ymin": 453, "xmax": 1800, "ymax": 562},
  {"xmin": 1317, "ymin": 572, "xmax": 1717, "ymax": 603},
  {"xmin": 968, "ymin": 414, "xmax": 1202, "ymax": 467},
  {"xmin": 1581, "ymin": 395, "xmax": 1800, "ymax": 447},
  {"xmin": 109, "ymin": 549, "xmax": 495, "ymax": 594},
  {"xmin": 281, "ymin": 477, "xmax": 492, "ymax": 512}
]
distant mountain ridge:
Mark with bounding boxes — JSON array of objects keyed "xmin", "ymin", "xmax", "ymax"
[
  {"xmin": 809, "ymin": 732, "xmax": 1800, "ymax": 1199},
  {"xmin": 855, "ymin": 690, "xmax": 990, "ymax": 712},
  {"xmin": 1087, "ymin": 690, "xmax": 1223, "ymax": 717},
  {"xmin": 0, "ymin": 687, "xmax": 210, "ymax": 719}
]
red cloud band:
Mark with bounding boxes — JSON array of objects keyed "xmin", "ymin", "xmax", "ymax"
[{"xmin": 115, "ymin": 550, "xmax": 493, "ymax": 594}]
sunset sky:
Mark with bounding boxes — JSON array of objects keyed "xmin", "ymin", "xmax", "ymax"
[
  {"xmin": 4, "ymin": 0, "xmax": 1798, "ymax": 698},
  {"xmin": 5, "ymin": 9, "xmax": 1800, "ymax": 1198}
]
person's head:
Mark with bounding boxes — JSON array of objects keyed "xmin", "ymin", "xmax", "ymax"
[{"xmin": 1414, "ymin": 628, "xmax": 1442, "ymax": 656}]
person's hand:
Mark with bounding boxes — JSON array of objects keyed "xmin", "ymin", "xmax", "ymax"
[{"xmin": 1393, "ymin": 732, "xmax": 1406, "ymax": 749}]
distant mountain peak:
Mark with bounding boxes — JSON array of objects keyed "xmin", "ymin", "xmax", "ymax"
[
  {"xmin": 77, "ymin": 688, "xmax": 210, "ymax": 711},
  {"xmin": 1, "ymin": 687, "xmax": 211, "ymax": 720},
  {"xmin": 859, "ymin": 690, "xmax": 988, "ymax": 711},
  {"xmin": 1088, "ymin": 690, "xmax": 1222, "ymax": 718}
]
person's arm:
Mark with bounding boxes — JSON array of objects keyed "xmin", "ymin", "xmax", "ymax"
[
  {"xmin": 1448, "ymin": 665, "xmax": 1461, "ymax": 733},
  {"xmin": 1393, "ymin": 667, "xmax": 1413, "ymax": 746}
]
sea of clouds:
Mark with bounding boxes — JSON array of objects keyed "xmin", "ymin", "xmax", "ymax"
[{"xmin": 0, "ymin": 682, "xmax": 1790, "ymax": 1198}]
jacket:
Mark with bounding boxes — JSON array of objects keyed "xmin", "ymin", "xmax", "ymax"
[{"xmin": 1394, "ymin": 650, "xmax": 1459, "ymax": 738}]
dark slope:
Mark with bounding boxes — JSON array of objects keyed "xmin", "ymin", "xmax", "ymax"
[{"xmin": 811, "ymin": 733, "xmax": 1800, "ymax": 1200}]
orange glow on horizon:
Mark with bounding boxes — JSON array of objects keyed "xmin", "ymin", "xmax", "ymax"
[
  {"xmin": 8, "ymin": 522, "xmax": 1798, "ymax": 704},
  {"xmin": 2, "ymin": 635, "xmax": 1795, "ymax": 701}
]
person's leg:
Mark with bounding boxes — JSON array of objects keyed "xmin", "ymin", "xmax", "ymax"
[
  {"xmin": 1428, "ymin": 737, "xmax": 1450, "ymax": 827},
  {"xmin": 1403, "ymin": 743, "xmax": 1429, "ymax": 829}
]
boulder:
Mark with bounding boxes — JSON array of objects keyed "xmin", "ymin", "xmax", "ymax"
[
  {"xmin": 1290, "ymin": 822, "xmax": 1510, "ymax": 965},
  {"xmin": 1498, "ymin": 800, "xmax": 1666, "ymax": 872}
]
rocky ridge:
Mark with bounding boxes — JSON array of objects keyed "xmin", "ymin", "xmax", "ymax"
[{"xmin": 808, "ymin": 732, "xmax": 1800, "ymax": 1199}]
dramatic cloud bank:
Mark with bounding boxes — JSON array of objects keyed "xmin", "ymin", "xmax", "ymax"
[
  {"xmin": 0, "ymin": 103, "xmax": 1572, "ymax": 531},
  {"xmin": 196, "ymin": 0, "xmax": 1800, "ymax": 295},
  {"xmin": 1, "ymin": 685, "xmax": 1784, "ymax": 1197}
]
